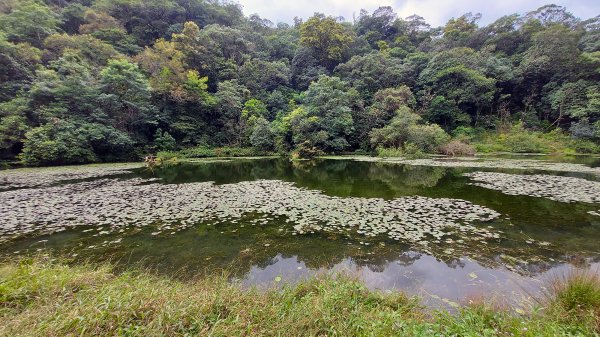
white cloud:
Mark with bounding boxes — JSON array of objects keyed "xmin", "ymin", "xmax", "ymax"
[{"xmin": 237, "ymin": 0, "xmax": 600, "ymax": 26}]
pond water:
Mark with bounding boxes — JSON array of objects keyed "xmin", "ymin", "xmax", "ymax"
[{"xmin": 1, "ymin": 156, "xmax": 600, "ymax": 310}]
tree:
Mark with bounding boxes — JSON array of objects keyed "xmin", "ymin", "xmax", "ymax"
[
  {"xmin": 356, "ymin": 7, "xmax": 398, "ymax": 46},
  {"xmin": 153, "ymin": 128, "xmax": 176, "ymax": 151},
  {"xmin": 20, "ymin": 119, "xmax": 133, "ymax": 166},
  {"xmin": 250, "ymin": 117, "xmax": 274, "ymax": 151},
  {"xmin": 425, "ymin": 95, "xmax": 470, "ymax": 131},
  {"xmin": 238, "ymin": 58, "xmax": 290, "ymax": 95},
  {"xmin": 44, "ymin": 33, "xmax": 121, "ymax": 66},
  {"xmin": 549, "ymin": 80, "xmax": 600, "ymax": 128},
  {"xmin": 0, "ymin": 0, "xmax": 61, "ymax": 46},
  {"xmin": 370, "ymin": 106, "xmax": 449, "ymax": 152},
  {"xmin": 215, "ymin": 80, "xmax": 250, "ymax": 145},
  {"xmin": 334, "ymin": 51, "xmax": 405, "ymax": 100},
  {"xmin": 299, "ymin": 14, "xmax": 354, "ymax": 69},
  {"xmin": 301, "ymin": 75, "xmax": 358, "ymax": 152},
  {"xmin": 99, "ymin": 59, "xmax": 156, "ymax": 138}
]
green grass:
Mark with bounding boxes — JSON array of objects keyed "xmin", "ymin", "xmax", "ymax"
[
  {"xmin": 1, "ymin": 258, "xmax": 599, "ymax": 336},
  {"xmin": 470, "ymin": 123, "xmax": 600, "ymax": 155}
]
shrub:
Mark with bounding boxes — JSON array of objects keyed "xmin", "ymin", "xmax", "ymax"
[
  {"xmin": 370, "ymin": 106, "xmax": 450, "ymax": 153},
  {"xmin": 179, "ymin": 146, "xmax": 216, "ymax": 158},
  {"xmin": 376, "ymin": 147, "xmax": 403, "ymax": 157},
  {"xmin": 500, "ymin": 125, "xmax": 550, "ymax": 153},
  {"xmin": 153, "ymin": 128, "xmax": 176, "ymax": 152},
  {"xmin": 214, "ymin": 147, "xmax": 262, "ymax": 157},
  {"xmin": 20, "ymin": 120, "xmax": 133, "ymax": 166},
  {"xmin": 156, "ymin": 151, "xmax": 178, "ymax": 161},
  {"xmin": 570, "ymin": 139, "xmax": 600, "ymax": 154},
  {"xmin": 292, "ymin": 141, "xmax": 323, "ymax": 159},
  {"xmin": 376, "ymin": 144, "xmax": 428, "ymax": 159},
  {"xmin": 469, "ymin": 122, "xmax": 600, "ymax": 155},
  {"xmin": 438, "ymin": 140, "xmax": 476, "ymax": 156},
  {"xmin": 407, "ymin": 124, "xmax": 450, "ymax": 153},
  {"xmin": 402, "ymin": 143, "xmax": 428, "ymax": 159}
]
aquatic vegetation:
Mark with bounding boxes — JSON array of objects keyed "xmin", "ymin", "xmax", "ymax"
[
  {"xmin": 0, "ymin": 163, "xmax": 142, "ymax": 191},
  {"xmin": 331, "ymin": 155, "xmax": 600, "ymax": 176},
  {"xmin": 465, "ymin": 172, "xmax": 600, "ymax": 203},
  {"xmin": 0, "ymin": 174, "xmax": 503, "ymax": 250}
]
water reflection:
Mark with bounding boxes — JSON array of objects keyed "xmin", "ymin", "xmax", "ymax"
[{"xmin": 2, "ymin": 158, "xmax": 600, "ymax": 307}]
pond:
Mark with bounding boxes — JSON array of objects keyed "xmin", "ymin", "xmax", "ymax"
[{"xmin": 1, "ymin": 156, "xmax": 600, "ymax": 310}]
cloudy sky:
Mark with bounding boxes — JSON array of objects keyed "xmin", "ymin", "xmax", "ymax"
[{"xmin": 238, "ymin": 0, "xmax": 600, "ymax": 27}]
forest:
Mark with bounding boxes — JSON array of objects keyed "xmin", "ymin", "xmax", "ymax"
[{"xmin": 0, "ymin": 0, "xmax": 599, "ymax": 165}]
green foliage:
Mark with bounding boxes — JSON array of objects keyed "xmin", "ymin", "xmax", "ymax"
[
  {"xmin": 178, "ymin": 146, "xmax": 216, "ymax": 158},
  {"xmin": 0, "ymin": 0, "xmax": 61, "ymax": 46},
  {"xmin": 472, "ymin": 122, "xmax": 600, "ymax": 154},
  {"xmin": 0, "ymin": 1, "xmax": 599, "ymax": 165},
  {"xmin": 300, "ymin": 75, "xmax": 359, "ymax": 152},
  {"xmin": 299, "ymin": 14, "xmax": 354, "ymax": 69},
  {"xmin": 376, "ymin": 147, "xmax": 404, "ymax": 157},
  {"xmin": 163, "ymin": 146, "xmax": 270, "ymax": 160},
  {"xmin": 249, "ymin": 117, "xmax": 275, "ymax": 151},
  {"xmin": 551, "ymin": 271, "xmax": 600, "ymax": 313},
  {"xmin": 153, "ymin": 128, "xmax": 176, "ymax": 152},
  {"xmin": 292, "ymin": 141, "xmax": 323, "ymax": 159},
  {"xmin": 20, "ymin": 120, "xmax": 133, "ymax": 166},
  {"xmin": 2, "ymin": 258, "xmax": 598, "ymax": 336},
  {"xmin": 370, "ymin": 106, "xmax": 450, "ymax": 153}
]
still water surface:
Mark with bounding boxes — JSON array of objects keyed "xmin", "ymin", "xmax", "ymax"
[{"xmin": 2, "ymin": 157, "xmax": 600, "ymax": 308}]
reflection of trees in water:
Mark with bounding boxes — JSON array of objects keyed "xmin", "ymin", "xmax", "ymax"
[
  {"xmin": 12, "ymin": 159, "xmax": 599, "ymax": 281},
  {"xmin": 367, "ymin": 163, "xmax": 448, "ymax": 194},
  {"xmin": 5, "ymin": 217, "xmax": 598, "ymax": 281},
  {"xmin": 354, "ymin": 248, "xmax": 423, "ymax": 273}
]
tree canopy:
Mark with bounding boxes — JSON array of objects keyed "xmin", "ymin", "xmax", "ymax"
[{"xmin": 0, "ymin": 1, "xmax": 599, "ymax": 164}]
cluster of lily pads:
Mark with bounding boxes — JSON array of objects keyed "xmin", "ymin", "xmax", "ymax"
[
  {"xmin": 339, "ymin": 156, "xmax": 600, "ymax": 176},
  {"xmin": 0, "ymin": 173, "xmax": 503, "ymax": 248},
  {"xmin": 0, "ymin": 163, "xmax": 142, "ymax": 191},
  {"xmin": 465, "ymin": 172, "xmax": 600, "ymax": 203}
]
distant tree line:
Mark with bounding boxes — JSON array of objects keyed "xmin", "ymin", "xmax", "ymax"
[{"xmin": 0, "ymin": 1, "xmax": 598, "ymax": 165}]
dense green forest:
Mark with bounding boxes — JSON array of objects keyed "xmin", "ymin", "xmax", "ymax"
[{"xmin": 0, "ymin": 0, "xmax": 599, "ymax": 165}]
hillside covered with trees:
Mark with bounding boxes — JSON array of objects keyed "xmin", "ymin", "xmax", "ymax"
[{"xmin": 0, "ymin": 0, "xmax": 599, "ymax": 165}]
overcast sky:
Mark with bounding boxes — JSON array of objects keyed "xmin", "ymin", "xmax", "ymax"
[{"xmin": 238, "ymin": 0, "xmax": 600, "ymax": 27}]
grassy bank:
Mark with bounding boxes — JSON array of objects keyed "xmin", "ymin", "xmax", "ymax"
[
  {"xmin": 468, "ymin": 124, "xmax": 600, "ymax": 155},
  {"xmin": 1, "ymin": 259, "xmax": 598, "ymax": 336}
]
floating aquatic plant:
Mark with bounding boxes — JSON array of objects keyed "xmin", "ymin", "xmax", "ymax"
[
  {"xmin": 465, "ymin": 172, "xmax": 600, "ymax": 203},
  {"xmin": 329, "ymin": 156, "xmax": 600, "ymax": 176},
  {"xmin": 0, "ymin": 163, "xmax": 143, "ymax": 191},
  {"xmin": 0, "ymin": 172, "xmax": 502, "ymax": 249}
]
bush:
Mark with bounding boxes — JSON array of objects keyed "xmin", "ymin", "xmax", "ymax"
[
  {"xmin": 376, "ymin": 147, "xmax": 403, "ymax": 157},
  {"xmin": 20, "ymin": 120, "xmax": 134, "ymax": 166},
  {"xmin": 402, "ymin": 143, "xmax": 428, "ymax": 159},
  {"xmin": 370, "ymin": 106, "xmax": 450, "ymax": 153},
  {"xmin": 376, "ymin": 144, "xmax": 428, "ymax": 159},
  {"xmin": 292, "ymin": 141, "xmax": 323, "ymax": 159},
  {"xmin": 438, "ymin": 140, "xmax": 476, "ymax": 156},
  {"xmin": 501, "ymin": 127, "xmax": 550, "ymax": 153},
  {"xmin": 179, "ymin": 146, "xmax": 216, "ymax": 158},
  {"xmin": 156, "ymin": 151, "xmax": 178, "ymax": 161},
  {"xmin": 470, "ymin": 122, "xmax": 600, "ymax": 155},
  {"xmin": 407, "ymin": 124, "xmax": 450, "ymax": 153},
  {"xmin": 214, "ymin": 147, "xmax": 263, "ymax": 157},
  {"xmin": 153, "ymin": 128, "xmax": 176, "ymax": 152}
]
